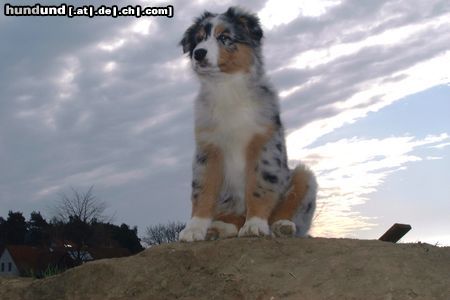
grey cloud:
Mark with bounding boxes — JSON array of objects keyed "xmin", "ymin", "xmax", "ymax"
[
  {"xmin": 1, "ymin": 0, "xmax": 449, "ymax": 234},
  {"xmin": 275, "ymin": 20, "xmax": 450, "ymax": 129},
  {"xmin": 264, "ymin": 0, "xmax": 450, "ymax": 71}
]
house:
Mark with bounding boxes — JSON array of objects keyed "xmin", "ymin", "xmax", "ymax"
[
  {"xmin": 0, "ymin": 245, "xmax": 131, "ymax": 277},
  {"xmin": 0, "ymin": 245, "xmax": 46, "ymax": 277},
  {"xmin": 1, "ymin": 246, "xmax": 18, "ymax": 276}
]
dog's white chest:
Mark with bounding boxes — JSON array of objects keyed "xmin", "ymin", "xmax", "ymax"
[{"xmin": 199, "ymin": 79, "xmax": 264, "ymax": 200}]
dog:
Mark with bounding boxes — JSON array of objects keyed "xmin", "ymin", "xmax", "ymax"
[{"xmin": 178, "ymin": 7, "xmax": 317, "ymax": 242}]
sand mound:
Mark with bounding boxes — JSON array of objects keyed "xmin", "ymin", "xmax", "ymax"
[{"xmin": 1, "ymin": 238, "xmax": 449, "ymax": 299}]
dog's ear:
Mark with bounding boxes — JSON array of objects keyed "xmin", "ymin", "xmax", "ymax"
[
  {"xmin": 179, "ymin": 11, "xmax": 215, "ymax": 54},
  {"xmin": 225, "ymin": 7, "xmax": 263, "ymax": 43},
  {"xmin": 179, "ymin": 23, "xmax": 196, "ymax": 54}
]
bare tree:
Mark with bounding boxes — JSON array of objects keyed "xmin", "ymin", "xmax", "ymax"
[
  {"xmin": 54, "ymin": 186, "xmax": 109, "ymax": 224},
  {"xmin": 143, "ymin": 221, "xmax": 185, "ymax": 246}
]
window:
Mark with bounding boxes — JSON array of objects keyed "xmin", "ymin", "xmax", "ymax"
[
  {"xmin": 8, "ymin": 262, "xmax": 12, "ymax": 272},
  {"xmin": 1, "ymin": 262, "xmax": 4, "ymax": 272}
]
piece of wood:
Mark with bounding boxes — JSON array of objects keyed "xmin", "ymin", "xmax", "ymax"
[{"xmin": 379, "ymin": 223, "xmax": 412, "ymax": 243}]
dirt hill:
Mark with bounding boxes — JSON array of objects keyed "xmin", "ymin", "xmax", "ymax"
[{"xmin": 1, "ymin": 238, "xmax": 449, "ymax": 299}]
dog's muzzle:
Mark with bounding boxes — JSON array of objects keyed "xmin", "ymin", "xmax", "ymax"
[{"xmin": 193, "ymin": 48, "xmax": 207, "ymax": 61}]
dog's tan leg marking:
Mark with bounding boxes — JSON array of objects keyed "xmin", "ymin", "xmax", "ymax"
[
  {"xmin": 179, "ymin": 141, "xmax": 224, "ymax": 242},
  {"xmin": 269, "ymin": 167, "xmax": 311, "ymax": 237},
  {"xmin": 244, "ymin": 126, "xmax": 276, "ymax": 219},
  {"xmin": 239, "ymin": 126, "xmax": 277, "ymax": 237},
  {"xmin": 191, "ymin": 143, "xmax": 224, "ymax": 219},
  {"xmin": 269, "ymin": 169, "xmax": 309, "ymax": 224}
]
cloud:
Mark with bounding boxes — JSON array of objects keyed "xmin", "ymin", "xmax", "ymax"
[
  {"xmin": 295, "ymin": 133, "xmax": 450, "ymax": 237},
  {"xmin": 430, "ymin": 142, "xmax": 450, "ymax": 149},
  {"xmin": 0, "ymin": 0, "xmax": 449, "ymax": 235},
  {"xmin": 284, "ymin": 46, "xmax": 450, "ymax": 150},
  {"xmin": 287, "ymin": 13, "xmax": 449, "ymax": 70},
  {"xmin": 259, "ymin": 0, "xmax": 342, "ymax": 29},
  {"xmin": 426, "ymin": 156, "xmax": 443, "ymax": 160}
]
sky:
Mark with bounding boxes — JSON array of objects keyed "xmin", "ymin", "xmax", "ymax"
[{"xmin": 1, "ymin": 0, "xmax": 449, "ymax": 245}]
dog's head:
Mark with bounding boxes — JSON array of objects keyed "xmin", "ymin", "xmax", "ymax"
[{"xmin": 180, "ymin": 7, "xmax": 263, "ymax": 76}]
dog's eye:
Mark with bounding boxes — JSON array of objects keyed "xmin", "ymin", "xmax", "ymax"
[{"xmin": 217, "ymin": 34, "xmax": 231, "ymax": 44}]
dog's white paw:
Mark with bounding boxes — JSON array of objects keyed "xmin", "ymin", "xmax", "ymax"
[
  {"xmin": 206, "ymin": 221, "xmax": 238, "ymax": 240},
  {"xmin": 178, "ymin": 217, "xmax": 211, "ymax": 242},
  {"xmin": 238, "ymin": 217, "xmax": 270, "ymax": 237},
  {"xmin": 271, "ymin": 219, "xmax": 296, "ymax": 238}
]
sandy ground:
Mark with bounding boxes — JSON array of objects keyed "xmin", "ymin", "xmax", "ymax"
[{"xmin": 1, "ymin": 238, "xmax": 449, "ymax": 299}]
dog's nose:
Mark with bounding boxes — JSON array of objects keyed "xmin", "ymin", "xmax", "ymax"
[{"xmin": 194, "ymin": 48, "xmax": 207, "ymax": 61}]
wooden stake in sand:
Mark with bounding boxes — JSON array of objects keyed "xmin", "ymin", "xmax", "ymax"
[{"xmin": 379, "ymin": 223, "xmax": 412, "ymax": 243}]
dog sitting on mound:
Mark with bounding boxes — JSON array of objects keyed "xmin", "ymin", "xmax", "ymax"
[{"xmin": 178, "ymin": 7, "xmax": 317, "ymax": 242}]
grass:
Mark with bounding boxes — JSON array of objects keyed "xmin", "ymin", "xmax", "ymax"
[{"xmin": 25, "ymin": 265, "xmax": 65, "ymax": 279}]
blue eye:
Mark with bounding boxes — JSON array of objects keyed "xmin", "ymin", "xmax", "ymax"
[{"xmin": 218, "ymin": 34, "xmax": 231, "ymax": 43}]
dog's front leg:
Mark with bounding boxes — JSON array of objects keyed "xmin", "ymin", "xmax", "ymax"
[
  {"xmin": 239, "ymin": 126, "xmax": 276, "ymax": 237},
  {"xmin": 179, "ymin": 144, "xmax": 223, "ymax": 242}
]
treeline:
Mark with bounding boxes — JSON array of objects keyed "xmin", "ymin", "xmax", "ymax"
[{"xmin": 0, "ymin": 211, "xmax": 143, "ymax": 254}]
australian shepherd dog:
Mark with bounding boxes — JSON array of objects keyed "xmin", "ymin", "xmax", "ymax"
[{"xmin": 178, "ymin": 7, "xmax": 317, "ymax": 242}]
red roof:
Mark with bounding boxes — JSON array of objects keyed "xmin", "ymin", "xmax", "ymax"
[
  {"xmin": 4, "ymin": 245, "xmax": 131, "ymax": 275},
  {"xmin": 5, "ymin": 245, "xmax": 49, "ymax": 275}
]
